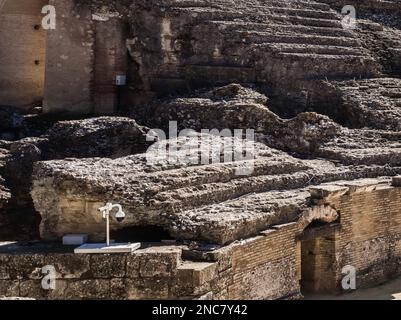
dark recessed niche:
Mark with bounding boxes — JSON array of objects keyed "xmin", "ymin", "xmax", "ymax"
[
  {"xmin": 34, "ymin": 25, "xmax": 40, "ymax": 30},
  {"xmin": 34, "ymin": 60, "xmax": 40, "ymax": 65},
  {"xmin": 111, "ymin": 225, "xmax": 173, "ymax": 243}
]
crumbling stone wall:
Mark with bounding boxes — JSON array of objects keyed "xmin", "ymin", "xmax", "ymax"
[{"xmin": 310, "ymin": 179, "xmax": 401, "ymax": 290}]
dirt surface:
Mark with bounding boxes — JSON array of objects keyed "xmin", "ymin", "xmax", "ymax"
[{"xmin": 306, "ymin": 277, "xmax": 401, "ymax": 300}]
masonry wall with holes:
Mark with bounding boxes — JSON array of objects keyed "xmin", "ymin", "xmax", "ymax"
[{"xmin": 0, "ymin": 0, "xmax": 48, "ymax": 110}]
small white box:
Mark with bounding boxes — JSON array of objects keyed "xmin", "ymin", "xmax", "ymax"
[
  {"xmin": 115, "ymin": 74, "xmax": 127, "ymax": 86},
  {"xmin": 63, "ymin": 234, "xmax": 88, "ymax": 246}
]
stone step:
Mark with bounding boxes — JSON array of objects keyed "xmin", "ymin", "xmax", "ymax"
[
  {"xmin": 234, "ymin": 31, "xmax": 362, "ymax": 48},
  {"xmin": 327, "ymin": 78, "xmax": 401, "ymax": 130},
  {"xmin": 229, "ymin": 0, "xmax": 332, "ymax": 11},
  {"xmin": 168, "ymin": 0, "xmax": 218, "ymax": 8},
  {"xmin": 171, "ymin": 7, "xmax": 342, "ymax": 28},
  {"xmin": 318, "ymin": 0, "xmax": 400, "ymax": 11},
  {"xmin": 170, "ymin": 7, "xmax": 245, "ymax": 21},
  {"xmin": 275, "ymin": 52, "xmax": 368, "ymax": 61},
  {"xmin": 269, "ymin": 53, "xmax": 376, "ymax": 79},
  {"xmin": 185, "ymin": 54, "xmax": 254, "ymax": 68},
  {"xmin": 169, "ymin": 0, "xmax": 331, "ymax": 11},
  {"xmin": 205, "ymin": 21, "xmax": 353, "ymax": 38},
  {"xmin": 183, "ymin": 64, "xmax": 256, "ymax": 82},
  {"xmin": 262, "ymin": 13, "xmax": 342, "ymax": 28},
  {"xmin": 253, "ymin": 6, "xmax": 339, "ymax": 20},
  {"xmin": 266, "ymin": 43, "xmax": 364, "ymax": 56}
]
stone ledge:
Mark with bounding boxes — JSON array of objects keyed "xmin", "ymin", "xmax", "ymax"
[{"xmin": 309, "ymin": 178, "xmax": 392, "ymax": 199}]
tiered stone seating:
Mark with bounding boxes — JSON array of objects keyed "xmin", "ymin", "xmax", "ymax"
[
  {"xmin": 31, "ymin": 133, "xmax": 401, "ymax": 244},
  {"xmin": 331, "ymin": 78, "xmax": 401, "ymax": 130},
  {"xmin": 318, "ymin": 0, "xmax": 401, "ymax": 12},
  {"xmin": 143, "ymin": 0, "xmax": 380, "ymax": 92}
]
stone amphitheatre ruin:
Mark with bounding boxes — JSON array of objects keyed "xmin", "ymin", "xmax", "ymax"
[{"xmin": 1, "ymin": 0, "xmax": 401, "ymax": 300}]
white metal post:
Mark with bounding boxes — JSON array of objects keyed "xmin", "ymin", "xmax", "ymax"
[{"xmin": 106, "ymin": 212, "xmax": 110, "ymax": 247}]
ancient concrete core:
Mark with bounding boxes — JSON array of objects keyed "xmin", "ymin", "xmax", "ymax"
[{"xmin": 1, "ymin": 0, "xmax": 401, "ymax": 300}]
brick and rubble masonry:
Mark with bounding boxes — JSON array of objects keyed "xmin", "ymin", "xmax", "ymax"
[
  {"xmin": 307, "ymin": 177, "xmax": 401, "ymax": 291},
  {"xmin": 3, "ymin": 177, "xmax": 401, "ymax": 300}
]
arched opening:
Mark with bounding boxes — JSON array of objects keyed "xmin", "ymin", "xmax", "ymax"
[
  {"xmin": 0, "ymin": 0, "xmax": 48, "ymax": 111},
  {"xmin": 296, "ymin": 205, "xmax": 340, "ymax": 298}
]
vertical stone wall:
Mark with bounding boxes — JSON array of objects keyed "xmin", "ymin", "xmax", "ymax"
[
  {"xmin": 93, "ymin": 17, "xmax": 128, "ymax": 115},
  {"xmin": 43, "ymin": 0, "xmax": 129, "ymax": 115},
  {"xmin": 43, "ymin": 0, "xmax": 95, "ymax": 114},
  {"xmin": 0, "ymin": 0, "xmax": 48, "ymax": 110}
]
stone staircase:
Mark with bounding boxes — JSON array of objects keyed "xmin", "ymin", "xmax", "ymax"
[
  {"xmin": 140, "ymin": 0, "xmax": 380, "ymax": 93},
  {"xmin": 32, "ymin": 133, "xmax": 401, "ymax": 245},
  {"xmin": 318, "ymin": 0, "xmax": 401, "ymax": 12},
  {"xmin": 331, "ymin": 78, "xmax": 401, "ymax": 130}
]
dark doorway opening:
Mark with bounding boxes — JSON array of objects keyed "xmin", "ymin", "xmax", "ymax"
[{"xmin": 298, "ymin": 224, "xmax": 339, "ymax": 297}]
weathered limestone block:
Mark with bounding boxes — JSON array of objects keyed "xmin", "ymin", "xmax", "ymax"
[
  {"xmin": 90, "ymin": 254, "xmax": 127, "ymax": 279},
  {"xmin": 126, "ymin": 277, "xmax": 170, "ymax": 300},
  {"xmin": 4, "ymin": 137, "xmax": 44, "ymax": 208},
  {"xmin": 64, "ymin": 279, "xmax": 110, "ymax": 300},
  {"xmin": 151, "ymin": 84, "xmax": 341, "ymax": 156},
  {"xmin": 167, "ymin": 190, "xmax": 311, "ymax": 244},
  {"xmin": 43, "ymin": 117, "xmax": 149, "ymax": 159},
  {"xmin": 0, "ymin": 117, "xmax": 149, "ymax": 239},
  {"xmin": 172, "ymin": 261, "xmax": 218, "ymax": 297},
  {"xmin": 31, "ymin": 134, "xmax": 312, "ymax": 243},
  {"xmin": 309, "ymin": 185, "xmax": 349, "ymax": 200},
  {"xmin": 151, "ymin": 84, "xmax": 271, "ymax": 132},
  {"xmin": 133, "ymin": 247, "xmax": 182, "ymax": 278},
  {"xmin": 4, "ymin": 117, "xmax": 148, "ymax": 203},
  {"xmin": 298, "ymin": 205, "xmax": 339, "ymax": 231},
  {"xmin": 44, "ymin": 254, "xmax": 91, "ymax": 279}
]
